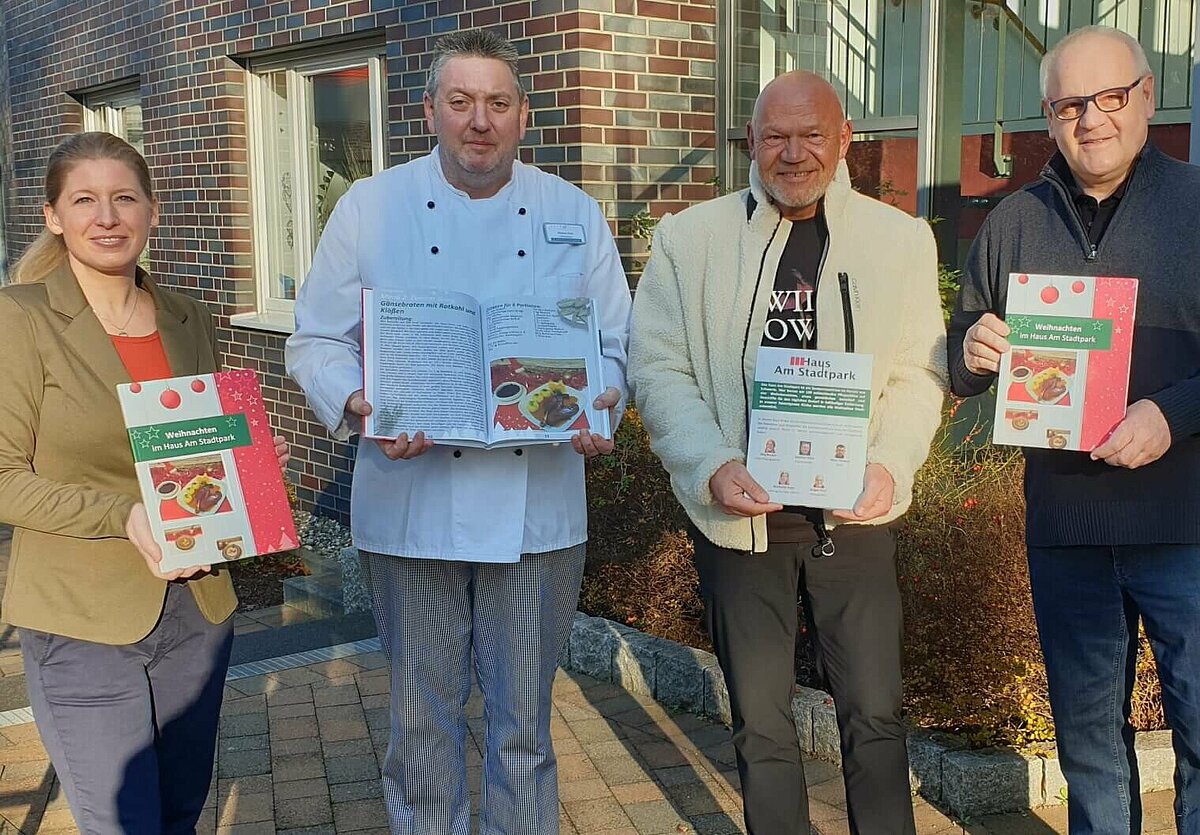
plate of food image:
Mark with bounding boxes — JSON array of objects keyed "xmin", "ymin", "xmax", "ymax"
[
  {"xmin": 1046, "ymin": 428, "xmax": 1071, "ymax": 450},
  {"xmin": 1027, "ymin": 367, "xmax": 1071, "ymax": 405},
  {"xmin": 165, "ymin": 524, "xmax": 203, "ymax": 552},
  {"xmin": 217, "ymin": 537, "xmax": 245, "ymax": 561},
  {"xmin": 519, "ymin": 381, "xmax": 585, "ymax": 430},
  {"xmin": 177, "ymin": 474, "xmax": 227, "ymax": 516}
]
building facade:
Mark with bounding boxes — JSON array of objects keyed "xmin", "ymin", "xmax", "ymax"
[{"xmin": 0, "ymin": 0, "xmax": 1195, "ymax": 521}]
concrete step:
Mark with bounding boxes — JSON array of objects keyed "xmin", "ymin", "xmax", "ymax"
[
  {"xmin": 229, "ymin": 610, "xmax": 378, "ymax": 666},
  {"xmin": 282, "ymin": 571, "xmax": 345, "ymax": 619},
  {"xmin": 296, "ymin": 545, "xmax": 339, "ymax": 578}
]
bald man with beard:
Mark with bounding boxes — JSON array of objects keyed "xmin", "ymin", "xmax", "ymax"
[{"xmin": 628, "ymin": 72, "xmax": 946, "ymax": 833}]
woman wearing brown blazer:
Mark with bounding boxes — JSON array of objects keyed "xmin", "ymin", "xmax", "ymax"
[{"xmin": 0, "ymin": 133, "xmax": 286, "ymax": 833}]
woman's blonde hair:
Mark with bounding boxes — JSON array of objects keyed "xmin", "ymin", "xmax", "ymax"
[{"xmin": 11, "ymin": 131, "xmax": 155, "ymax": 284}]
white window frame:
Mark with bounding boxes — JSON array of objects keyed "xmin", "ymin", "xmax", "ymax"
[
  {"xmin": 80, "ymin": 83, "xmax": 150, "ymax": 271},
  {"xmin": 82, "ymin": 84, "xmax": 143, "ymax": 148},
  {"xmin": 241, "ymin": 45, "xmax": 386, "ymax": 329},
  {"xmin": 719, "ymin": 0, "xmax": 922, "ymax": 191}
]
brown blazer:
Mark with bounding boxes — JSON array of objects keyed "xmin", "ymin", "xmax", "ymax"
[{"xmin": 0, "ymin": 263, "xmax": 236, "ymax": 645}]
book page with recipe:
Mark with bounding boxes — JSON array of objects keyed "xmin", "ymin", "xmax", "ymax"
[
  {"xmin": 481, "ymin": 296, "xmax": 610, "ymax": 446},
  {"xmin": 362, "ymin": 287, "xmax": 489, "ymax": 445}
]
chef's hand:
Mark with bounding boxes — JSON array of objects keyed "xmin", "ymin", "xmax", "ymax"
[
  {"xmin": 126, "ymin": 504, "xmax": 211, "ymax": 582},
  {"xmin": 572, "ymin": 387, "xmax": 621, "ymax": 457},
  {"xmin": 273, "ymin": 434, "xmax": 290, "ymax": 470},
  {"xmin": 709, "ymin": 461, "xmax": 783, "ymax": 517},
  {"xmin": 831, "ymin": 463, "xmax": 895, "ymax": 522},
  {"xmin": 346, "ymin": 390, "xmax": 435, "ymax": 460},
  {"xmin": 1090, "ymin": 399, "xmax": 1171, "ymax": 469},
  {"xmin": 962, "ymin": 313, "xmax": 1011, "ymax": 375}
]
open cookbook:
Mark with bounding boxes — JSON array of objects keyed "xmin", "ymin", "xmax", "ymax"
[
  {"xmin": 117, "ymin": 370, "xmax": 298, "ymax": 572},
  {"xmin": 992, "ymin": 273, "xmax": 1138, "ymax": 451},
  {"xmin": 361, "ymin": 288, "xmax": 611, "ymax": 447}
]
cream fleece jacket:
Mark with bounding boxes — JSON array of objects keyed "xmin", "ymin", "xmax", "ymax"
[{"xmin": 628, "ymin": 162, "xmax": 948, "ymax": 552}]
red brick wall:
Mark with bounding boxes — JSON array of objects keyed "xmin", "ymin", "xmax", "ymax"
[
  {"xmin": 392, "ymin": 0, "xmax": 719, "ymax": 277},
  {"xmin": 1, "ymin": 0, "xmax": 718, "ymax": 523}
]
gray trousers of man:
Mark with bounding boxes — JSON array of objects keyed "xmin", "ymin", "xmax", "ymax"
[
  {"xmin": 692, "ymin": 523, "xmax": 915, "ymax": 835},
  {"xmin": 20, "ymin": 583, "xmax": 233, "ymax": 835},
  {"xmin": 360, "ymin": 544, "xmax": 586, "ymax": 835}
]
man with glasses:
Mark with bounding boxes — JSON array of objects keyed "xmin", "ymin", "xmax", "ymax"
[{"xmin": 950, "ymin": 25, "xmax": 1200, "ymax": 833}]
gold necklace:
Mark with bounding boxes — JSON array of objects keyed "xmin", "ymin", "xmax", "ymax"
[{"xmin": 93, "ymin": 289, "xmax": 141, "ymax": 336}]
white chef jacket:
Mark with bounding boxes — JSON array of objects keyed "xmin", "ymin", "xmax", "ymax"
[{"xmin": 286, "ymin": 150, "xmax": 632, "ymax": 562}]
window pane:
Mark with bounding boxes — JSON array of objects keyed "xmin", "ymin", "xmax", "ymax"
[
  {"xmin": 307, "ymin": 67, "xmax": 373, "ymax": 241},
  {"xmin": 263, "ymin": 72, "xmax": 299, "ymax": 301},
  {"xmin": 121, "ymin": 104, "xmax": 144, "ymax": 155},
  {"xmin": 726, "ymin": 0, "xmax": 921, "ymax": 190},
  {"xmin": 730, "ymin": 0, "xmax": 920, "ymax": 131},
  {"xmin": 728, "ymin": 139, "xmax": 751, "ymax": 194}
]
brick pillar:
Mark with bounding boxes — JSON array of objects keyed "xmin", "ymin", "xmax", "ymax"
[{"xmin": 394, "ymin": 0, "xmax": 718, "ymax": 280}]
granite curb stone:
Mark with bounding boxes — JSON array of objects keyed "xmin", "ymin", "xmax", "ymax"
[
  {"xmin": 907, "ymin": 730, "xmax": 970, "ymax": 805},
  {"xmin": 614, "ymin": 629, "xmax": 659, "ymax": 698},
  {"xmin": 568, "ymin": 614, "xmax": 637, "ymax": 683},
  {"xmin": 940, "ymin": 748, "xmax": 1039, "ymax": 818},
  {"xmin": 338, "ymin": 546, "xmax": 371, "ymax": 614},
  {"xmin": 1135, "ymin": 731, "xmax": 1176, "ymax": 792},
  {"xmin": 653, "ymin": 642, "xmax": 715, "ymax": 714},
  {"xmin": 790, "ymin": 687, "xmax": 829, "ymax": 754}
]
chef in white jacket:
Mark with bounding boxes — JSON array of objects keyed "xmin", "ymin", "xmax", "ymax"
[{"xmin": 285, "ymin": 29, "xmax": 631, "ymax": 835}]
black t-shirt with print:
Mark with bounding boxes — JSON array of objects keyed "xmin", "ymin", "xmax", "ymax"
[
  {"xmin": 760, "ymin": 212, "xmax": 827, "ymax": 351},
  {"xmin": 760, "ymin": 210, "xmax": 828, "ymax": 542}
]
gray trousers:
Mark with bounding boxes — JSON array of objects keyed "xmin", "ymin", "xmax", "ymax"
[
  {"xmin": 20, "ymin": 583, "xmax": 233, "ymax": 835},
  {"xmin": 360, "ymin": 544, "xmax": 586, "ymax": 835},
  {"xmin": 693, "ymin": 523, "xmax": 915, "ymax": 835}
]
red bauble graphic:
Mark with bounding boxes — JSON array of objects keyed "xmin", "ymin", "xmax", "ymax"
[
  {"xmin": 1072, "ymin": 280, "xmax": 1086, "ymax": 294},
  {"xmin": 160, "ymin": 388, "xmax": 182, "ymax": 409},
  {"xmin": 1040, "ymin": 285, "xmax": 1060, "ymax": 305},
  {"xmin": 191, "ymin": 379, "xmax": 207, "ymax": 393},
  {"xmin": 129, "ymin": 382, "xmax": 142, "ymax": 394},
  {"xmin": 1017, "ymin": 274, "xmax": 1030, "ymax": 285}
]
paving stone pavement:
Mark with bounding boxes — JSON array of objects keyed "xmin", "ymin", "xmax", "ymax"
[
  {"xmin": 0, "ymin": 527, "xmax": 1180, "ymax": 833},
  {"xmin": 0, "ymin": 643, "xmax": 1177, "ymax": 835}
]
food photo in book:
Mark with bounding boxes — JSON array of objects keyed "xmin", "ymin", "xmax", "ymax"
[{"xmin": 489, "ymin": 357, "xmax": 591, "ymax": 432}]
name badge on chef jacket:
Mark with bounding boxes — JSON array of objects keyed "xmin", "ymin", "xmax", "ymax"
[{"xmin": 544, "ymin": 223, "xmax": 586, "ymax": 245}]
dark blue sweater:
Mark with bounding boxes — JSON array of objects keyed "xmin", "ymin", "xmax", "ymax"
[{"xmin": 947, "ymin": 145, "xmax": 1200, "ymax": 547}]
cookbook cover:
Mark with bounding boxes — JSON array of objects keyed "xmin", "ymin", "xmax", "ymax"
[
  {"xmin": 993, "ymin": 273, "xmax": 1138, "ymax": 451},
  {"xmin": 117, "ymin": 370, "xmax": 297, "ymax": 571}
]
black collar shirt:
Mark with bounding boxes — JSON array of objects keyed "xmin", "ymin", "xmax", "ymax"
[{"xmin": 1049, "ymin": 152, "xmax": 1139, "ymax": 247}]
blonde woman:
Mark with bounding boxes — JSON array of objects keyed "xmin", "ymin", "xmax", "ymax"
[{"xmin": 0, "ymin": 132, "xmax": 287, "ymax": 832}]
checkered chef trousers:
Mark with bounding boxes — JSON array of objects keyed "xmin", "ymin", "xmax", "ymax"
[{"xmin": 359, "ymin": 544, "xmax": 586, "ymax": 835}]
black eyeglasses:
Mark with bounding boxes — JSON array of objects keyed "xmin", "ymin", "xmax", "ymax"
[{"xmin": 1046, "ymin": 76, "xmax": 1148, "ymax": 121}]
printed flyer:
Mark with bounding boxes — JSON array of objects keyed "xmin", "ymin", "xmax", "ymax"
[
  {"xmin": 117, "ymin": 370, "xmax": 298, "ymax": 572},
  {"xmin": 746, "ymin": 348, "xmax": 873, "ymax": 510},
  {"xmin": 993, "ymin": 273, "xmax": 1138, "ymax": 451}
]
